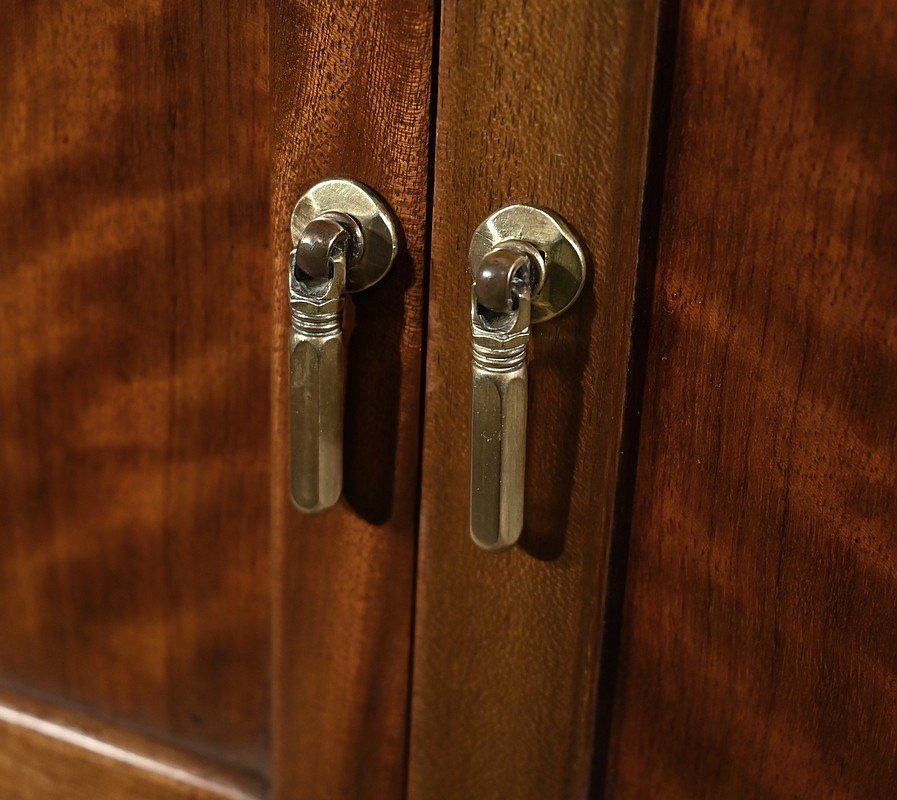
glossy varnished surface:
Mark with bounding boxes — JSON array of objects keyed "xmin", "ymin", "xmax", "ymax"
[
  {"xmin": 607, "ymin": 0, "xmax": 897, "ymax": 795},
  {"xmin": 271, "ymin": 1, "xmax": 434, "ymax": 797},
  {"xmin": 0, "ymin": 0, "xmax": 270, "ymax": 779},
  {"xmin": 410, "ymin": 0, "xmax": 661, "ymax": 797},
  {"xmin": 0, "ymin": 688, "xmax": 265, "ymax": 800}
]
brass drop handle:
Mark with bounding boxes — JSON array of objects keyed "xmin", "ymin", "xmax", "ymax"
[
  {"xmin": 468, "ymin": 205, "xmax": 587, "ymax": 551},
  {"xmin": 289, "ymin": 179, "xmax": 398, "ymax": 513}
]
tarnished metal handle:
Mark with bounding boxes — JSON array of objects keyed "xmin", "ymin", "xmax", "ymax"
[
  {"xmin": 468, "ymin": 205, "xmax": 587, "ymax": 551},
  {"xmin": 470, "ymin": 246, "xmax": 536, "ymax": 550},
  {"xmin": 290, "ymin": 217, "xmax": 350, "ymax": 513},
  {"xmin": 289, "ymin": 179, "xmax": 399, "ymax": 514}
]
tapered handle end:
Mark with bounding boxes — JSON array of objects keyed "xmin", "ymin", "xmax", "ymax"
[
  {"xmin": 470, "ymin": 362, "xmax": 528, "ymax": 551},
  {"xmin": 290, "ymin": 329, "xmax": 345, "ymax": 514}
]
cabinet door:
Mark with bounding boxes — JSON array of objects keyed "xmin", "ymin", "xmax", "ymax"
[
  {"xmin": 606, "ymin": 0, "xmax": 897, "ymax": 796},
  {"xmin": 0, "ymin": 2, "xmax": 434, "ymax": 799},
  {"xmin": 409, "ymin": 1, "xmax": 663, "ymax": 798}
]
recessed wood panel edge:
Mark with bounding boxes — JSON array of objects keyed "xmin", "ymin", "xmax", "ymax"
[{"xmin": 0, "ymin": 688, "xmax": 266, "ymax": 800}]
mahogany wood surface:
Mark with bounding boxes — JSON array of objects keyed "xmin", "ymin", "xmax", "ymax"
[
  {"xmin": 409, "ymin": 1, "xmax": 662, "ymax": 798},
  {"xmin": 606, "ymin": 0, "xmax": 897, "ymax": 796},
  {"xmin": 271, "ymin": 1, "xmax": 434, "ymax": 797},
  {"xmin": 0, "ymin": 0, "xmax": 271, "ymax": 783}
]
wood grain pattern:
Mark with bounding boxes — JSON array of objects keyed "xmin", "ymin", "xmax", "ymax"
[
  {"xmin": 270, "ymin": 1, "xmax": 434, "ymax": 797},
  {"xmin": 0, "ymin": 688, "xmax": 265, "ymax": 800},
  {"xmin": 606, "ymin": 0, "xmax": 897, "ymax": 796},
  {"xmin": 0, "ymin": 0, "xmax": 270, "ymax": 778},
  {"xmin": 409, "ymin": 1, "xmax": 661, "ymax": 798}
]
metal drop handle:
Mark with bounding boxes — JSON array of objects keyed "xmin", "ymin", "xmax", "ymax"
[
  {"xmin": 289, "ymin": 179, "xmax": 398, "ymax": 513},
  {"xmin": 468, "ymin": 205, "xmax": 587, "ymax": 551}
]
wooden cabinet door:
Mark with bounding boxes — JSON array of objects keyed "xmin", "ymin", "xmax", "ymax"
[
  {"xmin": 0, "ymin": 2, "xmax": 433, "ymax": 798},
  {"xmin": 408, "ymin": 1, "xmax": 663, "ymax": 798},
  {"xmin": 7, "ymin": 1, "xmax": 894, "ymax": 798}
]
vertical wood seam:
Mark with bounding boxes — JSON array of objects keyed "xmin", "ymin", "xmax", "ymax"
[{"xmin": 588, "ymin": 0, "xmax": 682, "ymax": 796}]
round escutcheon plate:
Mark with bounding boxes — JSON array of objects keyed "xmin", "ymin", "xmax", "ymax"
[
  {"xmin": 468, "ymin": 204, "xmax": 587, "ymax": 324},
  {"xmin": 291, "ymin": 178, "xmax": 399, "ymax": 294}
]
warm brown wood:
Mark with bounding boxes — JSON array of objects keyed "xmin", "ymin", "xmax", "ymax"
[
  {"xmin": 270, "ymin": 1, "xmax": 434, "ymax": 797},
  {"xmin": 0, "ymin": 688, "xmax": 265, "ymax": 800},
  {"xmin": 0, "ymin": 0, "xmax": 270, "ymax": 783},
  {"xmin": 409, "ymin": 1, "xmax": 662, "ymax": 798},
  {"xmin": 606, "ymin": 0, "xmax": 897, "ymax": 796}
]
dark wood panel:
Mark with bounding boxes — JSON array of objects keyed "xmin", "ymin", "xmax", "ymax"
[
  {"xmin": 409, "ymin": 1, "xmax": 662, "ymax": 798},
  {"xmin": 270, "ymin": 1, "xmax": 434, "ymax": 797},
  {"xmin": 0, "ymin": 0, "xmax": 270, "ymax": 776},
  {"xmin": 0, "ymin": 688, "xmax": 265, "ymax": 800},
  {"xmin": 607, "ymin": 0, "xmax": 897, "ymax": 796}
]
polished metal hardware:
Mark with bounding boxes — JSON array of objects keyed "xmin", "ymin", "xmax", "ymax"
[
  {"xmin": 289, "ymin": 179, "xmax": 399, "ymax": 513},
  {"xmin": 469, "ymin": 204, "xmax": 587, "ymax": 551}
]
